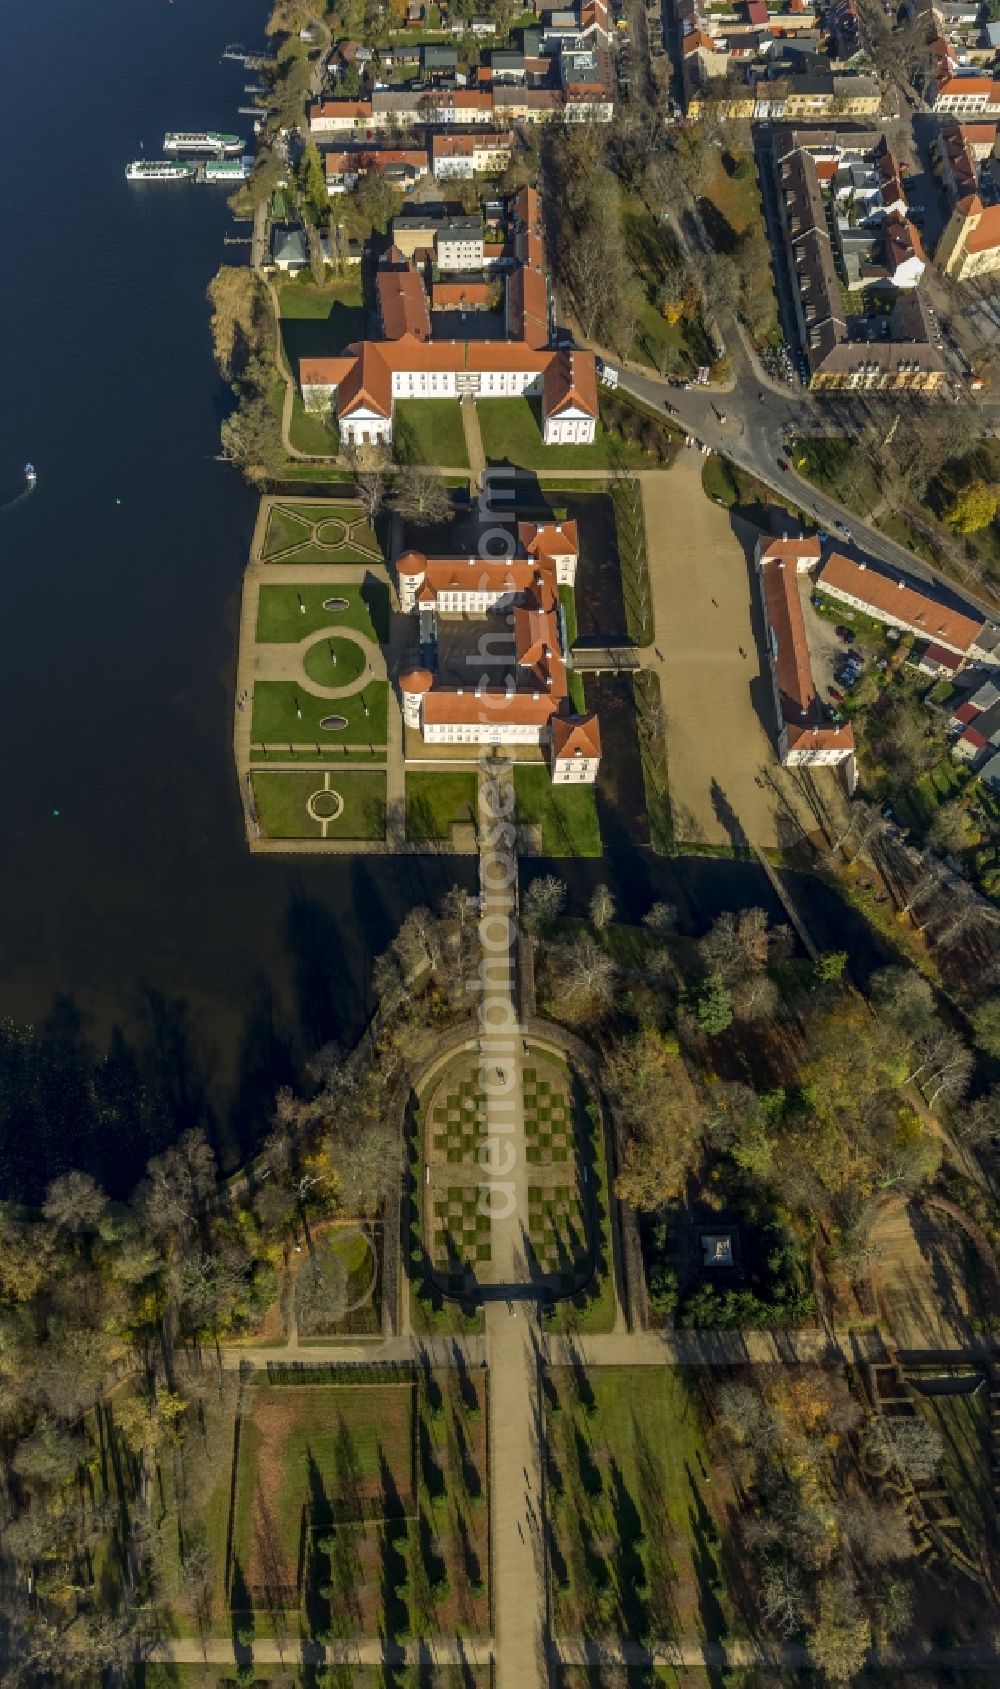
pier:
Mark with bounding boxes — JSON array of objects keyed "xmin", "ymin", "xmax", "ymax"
[{"xmin": 222, "ymin": 44, "xmax": 275, "ymax": 68}]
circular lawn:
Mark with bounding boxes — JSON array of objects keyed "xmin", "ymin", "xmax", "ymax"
[{"xmin": 303, "ymin": 637, "xmax": 366, "ymax": 689}]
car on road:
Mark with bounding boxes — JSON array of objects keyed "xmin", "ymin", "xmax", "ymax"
[
  {"xmin": 834, "ymin": 520, "xmax": 852, "ymax": 538},
  {"xmin": 777, "ymin": 457, "xmax": 789, "ymax": 471}
]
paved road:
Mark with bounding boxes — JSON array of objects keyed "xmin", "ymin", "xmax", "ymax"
[{"xmin": 611, "ymin": 346, "xmax": 1000, "ymax": 621}]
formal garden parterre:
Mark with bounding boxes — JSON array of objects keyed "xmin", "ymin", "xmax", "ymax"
[{"xmin": 260, "ymin": 501, "xmax": 382, "ymax": 565}]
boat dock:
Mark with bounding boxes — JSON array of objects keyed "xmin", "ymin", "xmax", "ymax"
[{"xmin": 222, "ymin": 44, "xmax": 275, "ymax": 68}]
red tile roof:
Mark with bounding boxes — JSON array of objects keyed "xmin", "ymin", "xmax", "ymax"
[
  {"xmin": 422, "ymin": 690, "xmax": 561, "ymax": 726},
  {"xmin": 431, "ymin": 279, "xmax": 494, "ymax": 309},
  {"xmin": 924, "ymin": 642, "xmax": 963, "ymax": 671},
  {"xmin": 551, "ymin": 714, "xmax": 602, "ymax": 760},
  {"xmin": 759, "ymin": 535, "xmax": 822, "ymax": 564},
  {"xmin": 377, "ymin": 254, "xmax": 431, "ymax": 341},
  {"xmin": 518, "ymin": 519, "xmax": 580, "ymax": 561},
  {"xmin": 543, "ymin": 349, "xmax": 599, "ymax": 418},
  {"xmin": 818, "ymin": 551, "xmax": 984, "ymax": 653},
  {"xmin": 760, "ymin": 556, "xmax": 854, "ymax": 754}
]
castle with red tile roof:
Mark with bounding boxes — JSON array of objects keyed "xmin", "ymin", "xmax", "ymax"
[{"xmin": 397, "ymin": 523, "xmax": 601, "ymax": 780}]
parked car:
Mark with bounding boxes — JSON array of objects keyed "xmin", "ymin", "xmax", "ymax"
[
  {"xmin": 828, "ymin": 685, "xmax": 844, "ymax": 702},
  {"xmin": 777, "ymin": 458, "xmax": 789, "ymax": 471},
  {"xmin": 835, "ymin": 625, "xmax": 855, "ymax": 643}
]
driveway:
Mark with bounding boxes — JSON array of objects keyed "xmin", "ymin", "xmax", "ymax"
[{"xmin": 642, "ymin": 456, "xmax": 849, "ymax": 851}]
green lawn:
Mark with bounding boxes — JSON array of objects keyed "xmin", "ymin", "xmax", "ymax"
[
  {"xmin": 234, "ymin": 1381, "xmax": 413, "ymax": 1580},
  {"xmin": 303, "ymin": 636, "xmax": 368, "ymax": 689},
  {"xmin": 256, "ymin": 582, "xmax": 390, "ymax": 644},
  {"xmin": 559, "ymin": 586, "xmax": 586, "ymax": 712},
  {"xmin": 252, "ymin": 768, "xmax": 387, "ymax": 840},
  {"xmin": 277, "ymin": 275, "xmax": 366, "ymax": 324},
  {"xmin": 394, "ymin": 399, "xmax": 470, "ymax": 468},
  {"xmin": 262, "ymin": 501, "xmax": 382, "ymax": 563},
  {"xmin": 405, "ymin": 770, "xmax": 479, "ymax": 841},
  {"xmin": 477, "ymin": 399, "xmax": 646, "ymax": 471},
  {"xmin": 290, "ymin": 390, "xmax": 340, "ymax": 456},
  {"xmin": 544, "ymin": 1080, "xmax": 616, "ymax": 1335},
  {"xmin": 130, "ymin": 1671, "xmax": 494, "ymax": 1688},
  {"xmin": 546, "ymin": 1366, "xmax": 732, "ymax": 1642},
  {"xmin": 514, "ymin": 765, "xmax": 601, "ymax": 856},
  {"xmin": 277, "ymin": 276, "xmax": 365, "ymax": 458},
  {"xmin": 252, "ymin": 680, "xmax": 388, "ymax": 749},
  {"xmin": 634, "ymin": 668, "xmax": 673, "ymax": 854}
]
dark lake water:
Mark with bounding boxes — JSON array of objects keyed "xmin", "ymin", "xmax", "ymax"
[
  {"xmin": 0, "ymin": 0, "xmax": 479, "ymax": 1180},
  {"xmin": 0, "ymin": 0, "xmax": 867, "ymax": 1191}
]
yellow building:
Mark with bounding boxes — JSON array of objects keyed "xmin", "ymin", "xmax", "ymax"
[{"xmin": 936, "ymin": 193, "xmax": 1000, "ymax": 281}]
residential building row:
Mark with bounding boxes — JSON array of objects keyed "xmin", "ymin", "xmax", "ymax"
[
  {"xmin": 309, "ymin": 78, "xmax": 613, "ymax": 130},
  {"xmin": 951, "ymin": 678, "xmax": 1000, "ymax": 790},
  {"xmin": 299, "ymin": 187, "xmax": 599, "ymax": 448},
  {"xmin": 396, "ymin": 523, "xmax": 602, "ymax": 781},
  {"xmin": 772, "ymin": 130, "xmax": 946, "ymax": 389},
  {"xmin": 932, "ymin": 118, "xmax": 1000, "ymax": 278},
  {"xmin": 311, "ymin": 0, "xmax": 615, "ymax": 135},
  {"xmin": 677, "ymin": 0, "xmax": 879, "ymax": 119}
]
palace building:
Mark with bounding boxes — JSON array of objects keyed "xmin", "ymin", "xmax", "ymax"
[{"xmin": 397, "ymin": 521, "xmax": 602, "ymax": 782}]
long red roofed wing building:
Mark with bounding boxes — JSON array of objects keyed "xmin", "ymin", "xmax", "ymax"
[
  {"xmin": 755, "ymin": 537, "xmax": 856, "ymax": 778},
  {"xmin": 816, "ymin": 551, "xmax": 990, "ymax": 656}
]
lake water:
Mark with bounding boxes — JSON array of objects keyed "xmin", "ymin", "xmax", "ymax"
[
  {"xmin": 0, "ymin": 0, "xmax": 867, "ymax": 1186},
  {"xmin": 0, "ymin": 0, "xmax": 478, "ymax": 1174}
]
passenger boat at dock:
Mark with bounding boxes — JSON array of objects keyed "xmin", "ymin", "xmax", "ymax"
[
  {"xmin": 125, "ymin": 159, "xmax": 195, "ymax": 181},
  {"xmin": 126, "ymin": 159, "xmax": 196, "ymax": 180},
  {"xmin": 163, "ymin": 131, "xmax": 244, "ymax": 156}
]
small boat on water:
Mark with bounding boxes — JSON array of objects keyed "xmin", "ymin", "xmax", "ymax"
[
  {"xmin": 126, "ymin": 159, "xmax": 196, "ymax": 181},
  {"xmin": 24, "ymin": 464, "xmax": 36, "ymax": 485}
]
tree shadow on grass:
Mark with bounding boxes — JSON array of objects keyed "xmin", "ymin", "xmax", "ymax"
[{"xmin": 686, "ymin": 1459, "xmax": 729, "ymax": 1688}]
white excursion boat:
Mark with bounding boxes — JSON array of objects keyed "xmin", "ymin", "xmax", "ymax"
[
  {"xmin": 24, "ymin": 464, "xmax": 36, "ymax": 486},
  {"xmin": 163, "ymin": 130, "xmax": 244, "ymax": 155},
  {"xmin": 126, "ymin": 159, "xmax": 196, "ymax": 181}
]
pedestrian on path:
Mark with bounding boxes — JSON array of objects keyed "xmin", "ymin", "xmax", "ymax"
[
  {"xmin": 711, "ymin": 597, "xmax": 719, "ymax": 608},
  {"xmin": 739, "ymin": 645, "xmax": 746, "ymax": 658}
]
